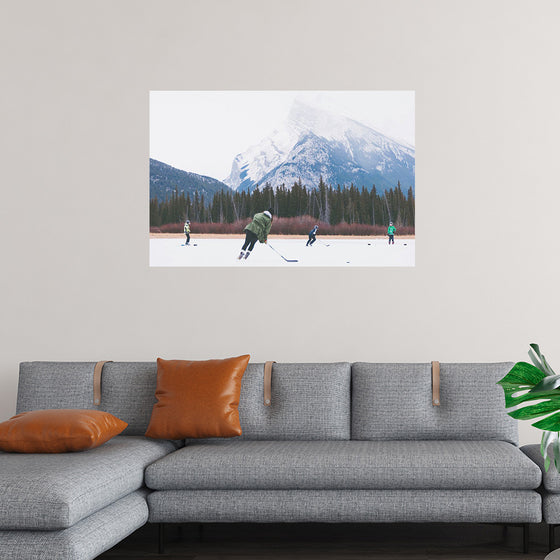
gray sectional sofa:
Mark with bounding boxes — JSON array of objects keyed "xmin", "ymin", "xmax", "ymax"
[{"xmin": 0, "ymin": 361, "xmax": 545, "ymax": 559}]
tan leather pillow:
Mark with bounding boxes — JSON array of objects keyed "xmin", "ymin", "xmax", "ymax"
[
  {"xmin": 0, "ymin": 409, "xmax": 128, "ymax": 453},
  {"xmin": 145, "ymin": 355, "xmax": 250, "ymax": 439}
]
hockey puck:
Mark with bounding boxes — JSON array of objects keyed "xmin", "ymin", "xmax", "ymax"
[
  {"xmin": 404, "ymin": 243, "xmax": 407, "ymax": 246},
  {"xmin": 368, "ymin": 243, "xmax": 371, "ymax": 245}
]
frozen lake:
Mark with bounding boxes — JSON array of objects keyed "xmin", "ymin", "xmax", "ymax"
[{"xmin": 150, "ymin": 237, "xmax": 415, "ymax": 267}]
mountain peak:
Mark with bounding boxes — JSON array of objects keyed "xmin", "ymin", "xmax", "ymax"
[
  {"xmin": 223, "ymin": 102, "xmax": 415, "ymax": 193},
  {"xmin": 286, "ymin": 100, "xmax": 328, "ymax": 128},
  {"xmin": 286, "ymin": 100, "xmax": 359, "ymax": 141}
]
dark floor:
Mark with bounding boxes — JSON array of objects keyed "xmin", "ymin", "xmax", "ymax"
[{"xmin": 99, "ymin": 522, "xmax": 552, "ymax": 559}]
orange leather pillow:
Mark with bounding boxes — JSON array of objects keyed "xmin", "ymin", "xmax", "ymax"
[
  {"xmin": 0, "ymin": 409, "xmax": 128, "ymax": 453},
  {"xmin": 145, "ymin": 355, "xmax": 250, "ymax": 439}
]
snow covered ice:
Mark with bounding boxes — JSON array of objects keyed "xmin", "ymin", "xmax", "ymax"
[{"xmin": 150, "ymin": 238, "xmax": 415, "ymax": 267}]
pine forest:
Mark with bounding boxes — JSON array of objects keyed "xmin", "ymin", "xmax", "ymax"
[{"xmin": 150, "ymin": 178, "xmax": 415, "ymax": 236}]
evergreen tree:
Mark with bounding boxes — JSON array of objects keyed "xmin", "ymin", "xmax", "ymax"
[{"xmin": 149, "ymin": 177, "xmax": 415, "ymax": 229}]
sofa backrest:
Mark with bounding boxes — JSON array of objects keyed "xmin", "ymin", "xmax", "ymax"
[
  {"xmin": 351, "ymin": 362, "xmax": 518, "ymax": 445},
  {"xmin": 17, "ymin": 361, "xmax": 515, "ymax": 443},
  {"xmin": 17, "ymin": 362, "xmax": 157, "ymax": 436},
  {"xmin": 17, "ymin": 362, "xmax": 96, "ymax": 412},
  {"xmin": 238, "ymin": 362, "xmax": 351, "ymax": 440},
  {"xmin": 16, "ymin": 361, "xmax": 352, "ymax": 440}
]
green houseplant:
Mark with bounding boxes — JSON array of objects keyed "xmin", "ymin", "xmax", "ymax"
[{"xmin": 498, "ymin": 343, "xmax": 560, "ymax": 472}]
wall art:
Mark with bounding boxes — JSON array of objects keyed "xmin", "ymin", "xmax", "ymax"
[{"xmin": 150, "ymin": 91, "xmax": 415, "ymax": 267}]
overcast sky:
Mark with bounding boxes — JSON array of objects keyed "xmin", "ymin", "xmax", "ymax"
[{"xmin": 150, "ymin": 91, "xmax": 415, "ymax": 180}]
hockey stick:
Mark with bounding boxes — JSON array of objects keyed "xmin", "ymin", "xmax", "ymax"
[
  {"xmin": 268, "ymin": 243, "xmax": 298, "ymax": 263},
  {"xmin": 317, "ymin": 239, "xmax": 331, "ymax": 247}
]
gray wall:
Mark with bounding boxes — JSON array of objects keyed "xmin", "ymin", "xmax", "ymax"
[{"xmin": 1, "ymin": 0, "xmax": 559, "ymax": 444}]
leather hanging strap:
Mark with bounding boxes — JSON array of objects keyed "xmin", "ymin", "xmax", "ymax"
[
  {"xmin": 93, "ymin": 361, "xmax": 113, "ymax": 406},
  {"xmin": 432, "ymin": 361, "xmax": 440, "ymax": 406},
  {"xmin": 264, "ymin": 361, "xmax": 276, "ymax": 406}
]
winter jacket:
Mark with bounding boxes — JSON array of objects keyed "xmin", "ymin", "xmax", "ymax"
[
  {"xmin": 387, "ymin": 225, "xmax": 396, "ymax": 235},
  {"xmin": 245, "ymin": 211, "xmax": 272, "ymax": 243},
  {"xmin": 184, "ymin": 223, "xmax": 190, "ymax": 234},
  {"xmin": 309, "ymin": 226, "xmax": 318, "ymax": 236}
]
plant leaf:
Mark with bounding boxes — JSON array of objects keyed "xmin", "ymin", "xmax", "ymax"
[
  {"xmin": 543, "ymin": 355, "xmax": 557, "ymax": 376},
  {"xmin": 530, "ymin": 343, "xmax": 542, "ymax": 356},
  {"xmin": 529, "ymin": 347, "xmax": 547, "ymax": 374},
  {"xmin": 530, "ymin": 374, "xmax": 560, "ymax": 393},
  {"xmin": 554, "ymin": 437, "xmax": 560, "ymax": 471},
  {"xmin": 530, "ymin": 343, "xmax": 556, "ymax": 376},
  {"xmin": 508, "ymin": 400, "xmax": 560, "ymax": 420},
  {"xmin": 542, "ymin": 432, "xmax": 560, "ymax": 472},
  {"xmin": 501, "ymin": 386, "xmax": 560, "ymax": 409},
  {"xmin": 497, "ymin": 362, "xmax": 547, "ymax": 388},
  {"xmin": 542, "ymin": 430, "xmax": 556, "ymax": 456},
  {"xmin": 533, "ymin": 412, "xmax": 560, "ymax": 432},
  {"xmin": 498, "ymin": 346, "xmax": 560, "ymax": 473}
]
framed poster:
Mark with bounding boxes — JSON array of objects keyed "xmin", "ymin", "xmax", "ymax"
[{"xmin": 150, "ymin": 91, "xmax": 414, "ymax": 267}]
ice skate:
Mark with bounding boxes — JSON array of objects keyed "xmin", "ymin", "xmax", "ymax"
[
  {"xmin": 238, "ymin": 251, "xmax": 245, "ymax": 260},
  {"xmin": 244, "ymin": 251, "xmax": 251, "ymax": 259}
]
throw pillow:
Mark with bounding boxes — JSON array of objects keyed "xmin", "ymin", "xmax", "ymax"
[
  {"xmin": 145, "ymin": 355, "xmax": 250, "ymax": 439},
  {"xmin": 0, "ymin": 409, "xmax": 128, "ymax": 453}
]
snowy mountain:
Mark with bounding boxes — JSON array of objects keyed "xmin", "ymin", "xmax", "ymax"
[
  {"xmin": 150, "ymin": 158, "xmax": 229, "ymax": 202},
  {"xmin": 224, "ymin": 100, "xmax": 415, "ymax": 193}
]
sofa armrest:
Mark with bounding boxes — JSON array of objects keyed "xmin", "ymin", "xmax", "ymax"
[{"xmin": 522, "ymin": 444, "xmax": 560, "ymax": 493}]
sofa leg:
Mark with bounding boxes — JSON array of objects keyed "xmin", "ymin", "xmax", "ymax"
[
  {"xmin": 158, "ymin": 523, "xmax": 165, "ymax": 554},
  {"xmin": 550, "ymin": 524, "xmax": 557, "ymax": 553},
  {"xmin": 523, "ymin": 523, "xmax": 529, "ymax": 554}
]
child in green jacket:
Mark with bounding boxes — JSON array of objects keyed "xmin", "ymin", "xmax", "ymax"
[
  {"xmin": 184, "ymin": 220, "xmax": 191, "ymax": 246},
  {"xmin": 387, "ymin": 222, "xmax": 396, "ymax": 245},
  {"xmin": 238, "ymin": 208, "xmax": 273, "ymax": 260}
]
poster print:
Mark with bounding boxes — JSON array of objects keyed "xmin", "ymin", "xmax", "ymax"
[{"xmin": 150, "ymin": 91, "xmax": 415, "ymax": 267}]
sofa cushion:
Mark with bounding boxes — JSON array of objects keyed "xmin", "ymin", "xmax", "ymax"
[
  {"xmin": 543, "ymin": 493, "xmax": 560, "ymax": 524},
  {"xmin": 145, "ymin": 356, "xmax": 250, "ymax": 440},
  {"xmin": 97, "ymin": 362, "xmax": 158, "ymax": 435},
  {"xmin": 17, "ymin": 362, "xmax": 160, "ymax": 436},
  {"xmin": 351, "ymin": 362, "xmax": 518, "ymax": 444},
  {"xmin": 235, "ymin": 362, "xmax": 351, "ymax": 440},
  {"xmin": 522, "ymin": 444, "xmax": 560, "ymax": 493},
  {"xmin": 0, "ymin": 436, "xmax": 177, "ymax": 530},
  {"xmin": 0, "ymin": 490, "xmax": 149, "ymax": 560},
  {"xmin": 17, "ymin": 362, "xmax": 95, "ymax": 412},
  {"xmin": 145, "ymin": 440, "xmax": 541, "ymax": 491},
  {"xmin": 0, "ymin": 409, "xmax": 127, "ymax": 453}
]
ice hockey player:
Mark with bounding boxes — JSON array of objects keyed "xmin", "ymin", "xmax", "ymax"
[
  {"xmin": 238, "ymin": 208, "xmax": 273, "ymax": 260},
  {"xmin": 387, "ymin": 221, "xmax": 396, "ymax": 245},
  {"xmin": 306, "ymin": 224, "xmax": 319, "ymax": 246},
  {"xmin": 184, "ymin": 220, "xmax": 191, "ymax": 246}
]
